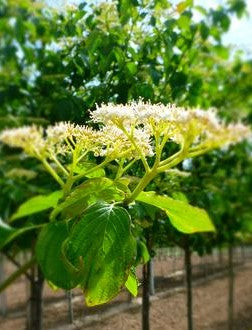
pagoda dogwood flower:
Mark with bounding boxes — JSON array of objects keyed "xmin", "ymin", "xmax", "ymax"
[
  {"xmin": 92, "ymin": 101, "xmax": 251, "ymax": 159},
  {"xmin": 0, "ymin": 125, "xmax": 47, "ymax": 158},
  {"xmin": 0, "ymin": 100, "xmax": 250, "ymax": 200}
]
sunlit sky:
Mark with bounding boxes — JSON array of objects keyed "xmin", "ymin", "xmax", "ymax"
[{"xmin": 45, "ymin": 0, "xmax": 252, "ymax": 56}]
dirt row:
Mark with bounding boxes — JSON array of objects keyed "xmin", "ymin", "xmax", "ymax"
[
  {"xmin": 0, "ymin": 251, "xmax": 251, "ymax": 330},
  {"xmin": 1, "ymin": 263, "xmax": 251, "ymax": 329},
  {"xmin": 83, "ymin": 264, "xmax": 252, "ymax": 330}
]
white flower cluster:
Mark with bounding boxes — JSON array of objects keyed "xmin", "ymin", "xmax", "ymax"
[
  {"xmin": 0, "ymin": 101, "xmax": 250, "ymax": 167},
  {"xmin": 0, "ymin": 120, "xmax": 153, "ymax": 161},
  {"xmin": 46, "ymin": 122, "xmax": 101, "ymax": 156},
  {"xmin": 0, "ymin": 125, "xmax": 46, "ymax": 158},
  {"xmin": 92, "ymin": 100, "xmax": 251, "ymax": 152},
  {"xmin": 0, "ymin": 123, "xmax": 101, "ymax": 160},
  {"xmin": 98, "ymin": 125, "xmax": 153, "ymax": 159}
]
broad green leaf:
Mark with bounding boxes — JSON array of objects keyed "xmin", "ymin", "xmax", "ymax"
[
  {"xmin": 125, "ymin": 270, "xmax": 138, "ymax": 297},
  {"xmin": 36, "ymin": 222, "xmax": 80, "ymax": 290},
  {"xmin": 171, "ymin": 191, "xmax": 188, "ymax": 203},
  {"xmin": 64, "ymin": 202, "xmax": 136, "ymax": 306},
  {"xmin": 50, "ymin": 178, "xmax": 124, "ymax": 220},
  {"xmin": 0, "ymin": 219, "xmax": 41, "ymax": 249},
  {"xmin": 11, "ymin": 191, "xmax": 63, "ymax": 221},
  {"xmin": 136, "ymin": 192, "xmax": 215, "ymax": 234}
]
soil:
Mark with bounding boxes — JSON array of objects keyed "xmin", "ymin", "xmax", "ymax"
[
  {"xmin": 83, "ymin": 265, "xmax": 252, "ymax": 330},
  {"xmin": 0, "ymin": 251, "xmax": 251, "ymax": 330}
]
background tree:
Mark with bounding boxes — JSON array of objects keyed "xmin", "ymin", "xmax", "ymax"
[{"xmin": 0, "ymin": 1, "xmax": 251, "ymax": 330}]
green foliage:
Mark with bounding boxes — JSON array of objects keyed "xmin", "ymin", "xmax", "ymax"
[
  {"xmin": 125, "ymin": 270, "xmax": 138, "ymax": 297},
  {"xmin": 72, "ymin": 162, "xmax": 105, "ymax": 178},
  {"xmin": 0, "ymin": 218, "xmax": 41, "ymax": 249},
  {"xmin": 136, "ymin": 240, "xmax": 150, "ymax": 264},
  {"xmin": 0, "ymin": 0, "xmax": 251, "ymax": 308},
  {"xmin": 181, "ymin": 144, "xmax": 252, "ymax": 245},
  {"xmin": 11, "ymin": 191, "xmax": 63, "ymax": 221},
  {"xmin": 36, "ymin": 221, "xmax": 80, "ymax": 290},
  {"xmin": 64, "ymin": 202, "xmax": 136, "ymax": 306},
  {"xmin": 50, "ymin": 178, "xmax": 125, "ymax": 220},
  {"xmin": 136, "ymin": 191, "xmax": 215, "ymax": 233}
]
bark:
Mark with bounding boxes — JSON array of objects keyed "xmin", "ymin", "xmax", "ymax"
[
  {"xmin": 149, "ymin": 259, "xmax": 155, "ymax": 296},
  {"xmin": 27, "ymin": 265, "xmax": 44, "ymax": 330},
  {"xmin": 184, "ymin": 245, "xmax": 193, "ymax": 330},
  {"xmin": 0, "ymin": 254, "xmax": 7, "ymax": 316},
  {"xmin": 241, "ymin": 244, "xmax": 245, "ymax": 264},
  {"xmin": 228, "ymin": 245, "xmax": 234, "ymax": 330},
  {"xmin": 172, "ymin": 247, "xmax": 177, "ymax": 273},
  {"xmin": 66, "ymin": 290, "xmax": 74, "ymax": 324},
  {"xmin": 218, "ymin": 248, "xmax": 223, "ymax": 267},
  {"xmin": 142, "ymin": 260, "xmax": 151, "ymax": 330}
]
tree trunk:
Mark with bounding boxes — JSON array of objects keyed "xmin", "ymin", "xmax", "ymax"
[
  {"xmin": 218, "ymin": 247, "xmax": 223, "ymax": 267},
  {"xmin": 185, "ymin": 245, "xmax": 193, "ymax": 330},
  {"xmin": 66, "ymin": 290, "xmax": 74, "ymax": 323},
  {"xmin": 228, "ymin": 245, "xmax": 234, "ymax": 330},
  {"xmin": 149, "ymin": 259, "xmax": 155, "ymax": 296},
  {"xmin": 241, "ymin": 244, "xmax": 245, "ymax": 264},
  {"xmin": 27, "ymin": 265, "xmax": 44, "ymax": 330},
  {"xmin": 172, "ymin": 247, "xmax": 177, "ymax": 273},
  {"xmin": 142, "ymin": 260, "xmax": 151, "ymax": 330},
  {"xmin": 0, "ymin": 254, "xmax": 7, "ymax": 316}
]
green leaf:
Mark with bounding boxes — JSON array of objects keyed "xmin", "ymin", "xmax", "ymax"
[
  {"xmin": 213, "ymin": 45, "xmax": 229, "ymax": 60},
  {"xmin": 126, "ymin": 62, "xmax": 138, "ymax": 75},
  {"xmin": 36, "ymin": 222, "xmax": 80, "ymax": 290},
  {"xmin": 0, "ymin": 219, "xmax": 41, "ymax": 250},
  {"xmin": 171, "ymin": 191, "xmax": 189, "ymax": 203},
  {"xmin": 136, "ymin": 192, "xmax": 215, "ymax": 234},
  {"xmin": 113, "ymin": 47, "xmax": 125, "ymax": 67},
  {"xmin": 50, "ymin": 178, "xmax": 124, "ymax": 220},
  {"xmin": 64, "ymin": 202, "xmax": 136, "ymax": 306},
  {"xmin": 200, "ymin": 22, "xmax": 210, "ymax": 40},
  {"xmin": 135, "ymin": 240, "xmax": 150, "ymax": 264},
  {"xmin": 0, "ymin": 219, "xmax": 16, "ymax": 249},
  {"xmin": 125, "ymin": 270, "xmax": 138, "ymax": 297},
  {"xmin": 11, "ymin": 191, "xmax": 63, "ymax": 221},
  {"xmin": 177, "ymin": 14, "xmax": 191, "ymax": 31},
  {"xmin": 176, "ymin": 0, "xmax": 193, "ymax": 13}
]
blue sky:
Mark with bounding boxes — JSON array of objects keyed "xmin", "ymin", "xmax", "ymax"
[{"xmin": 45, "ymin": 0, "xmax": 252, "ymax": 56}]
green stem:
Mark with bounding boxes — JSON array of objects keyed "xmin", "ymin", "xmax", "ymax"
[
  {"xmin": 63, "ymin": 148, "xmax": 79, "ymax": 198},
  {"xmin": 188, "ymin": 147, "xmax": 209, "ymax": 158},
  {"xmin": 157, "ymin": 135, "xmax": 168, "ymax": 161},
  {"xmin": 42, "ymin": 159, "xmax": 64, "ymax": 187},
  {"xmin": 121, "ymin": 159, "xmax": 137, "ymax": 176},
  {"xmin": 50, "ymin": 153, "xmax": 69, "ymax": 176},
  {"xmin": 121, "ymin": 126, "xmax": 150, "ymax": 172},
  {"xmin": 115, "ymin": 158, "xmax": 125, "ymax": 179},
  {"xmin": 125, "ymin": 169, "xmax": 157, "ymax": 204},
  {"xmin": 76, "ymin": 150, "xmax": 89, "ymax": 163},
  {"xmin": 157, "ymin": 154, "xmax": 185, "ymax": 173}
]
